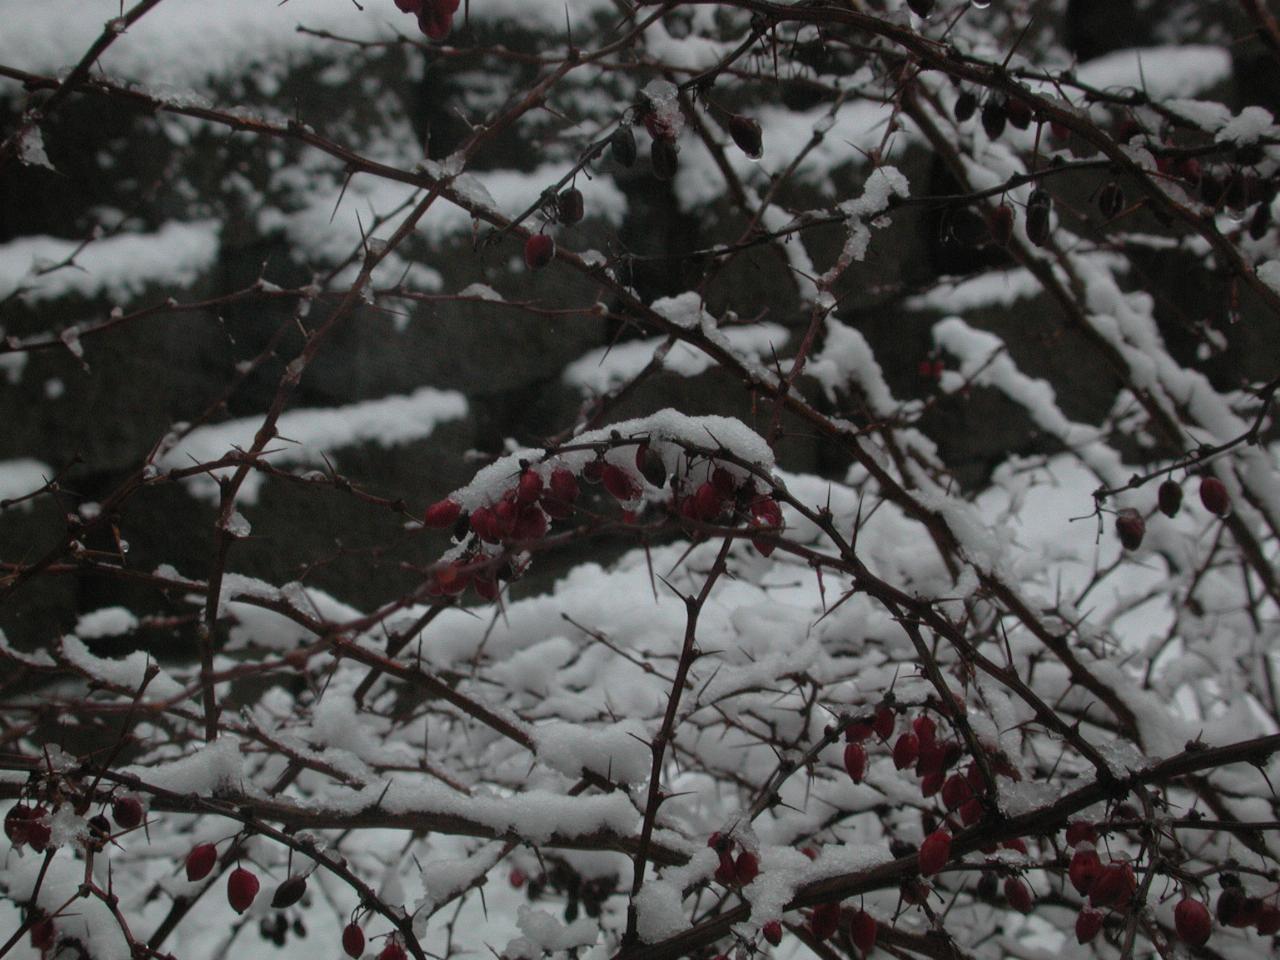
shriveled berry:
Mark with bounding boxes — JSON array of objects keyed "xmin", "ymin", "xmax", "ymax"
[
  {"xmin": 1199, "ymin": 476, "xmax": 1230, "ymax": 516},
  {"xmin": 843, "ymin": 742, "xmax": 867, "ymax": 784},
  {"xmin": 918, "ymin": 829, "xmax": 951, "ymax": 876},
  {"xmin": 1005, "ymin": 877, "xmax": 1033, "ymax": 913},
  {"xmin": 557, "ymin": 187, "xmax": 585, "ymax": 225},
  {"xmin": 728, "ymin": 115, "xmax": 763, "ymax": 159},
  {"xmin": 342, "ymin": 922, "xmax": 366, "ymax": 958},
  {"xmin": 761, "ymin": 919, "xmax": 782, "ymax": 946},
  {"xmin": 1075, "ymin": 908, "xmax": 1103, "ymax": 943},
  {"xmin": 524, "ymin": 233, "xmax": 555, "ymax": 270},
  {"xmin": 849, "ymin": 909, "xmax": 877, "ymax": 953},
  {"xmin": 1115, "ymin": 509, "xmax": 1145, "ymax": 551},
  {"xmin": 271, "ymin": 875, "xmax": 307, "ymax": 910},
  {"xmin": 1174, "ymin": 897, "xmax": 1212, "ymax": 946},
  {"xmin": 227, "ymin": 866, "xmax": 260, "ymax": 914},
  {"xmin": 186, "ymin": 843, "xmax": 218, "ymax": 882},
  {"xmin": 424, "ymin": 498, "xmax": 461, "ymax": 529},
  {"xmin": 112, "ymin": 795, "xmax": 144, "ymax": 830},
  {"xmin": 1157, "ymin": 480, "xmax": 1182, "ymax": 518},
  {"xmin": 893, "ymin": 732, "xmax": 920, "ymax": 770}
]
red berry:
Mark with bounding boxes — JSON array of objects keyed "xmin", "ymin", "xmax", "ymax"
[
  {"xmin": 513, "ymin": 504, "xmax": 548, "ymax": 540},
  {"xmin": 843, "ymin": 742, "xmax": 867, "ymax": 784},
  {"xmin": 601, "ymin": 464, "xmax": 641, "ymax": 502},
  {"xmin": 379, "ymin": 941, "xmax": 408, "ymax": 960},
  {"xmin": 493, "ymin": 498, "xmax": 518, "ymax": 538},
  {"xmin": 988, "ymin": 204, "xmax": 1014, "ymax": 246},
  {"xmin": 423, "ymin": 498, "xmax": 461, "ymax": 528},
  {"xmin": 516, "ymin": 470, "xmax": 543, "ymax": 504},
  {"xmin": 873, "ymin": 706, "xmax": 895, "ymax": 741},
  {"xmin": 1065, "ymin": 820, "xmax": 1097, "ymax": 847},
  {"xmin": 913, "ymin": 716, "xmax": 937, "ymax": 745},
  {"xmin": 749, "ymin": 496, "xmax": 783, "ymax": 527},
  {"xmin": 417, "ymin": 5, "xmax": 453, "ymax": 40},
  {"xmin": 548, "ymin": 468, "xmax": 579, "ymax": 504},
  {"xmin": 710, "ymin": 466, "xmax": 736, "ymax": 498},
  {"xmin": 849, "ymin": 909, "xmax": 877, "ymax": 953},
  {"xmin": 523, "ymin": 233, "xmax": 555, "ymax": 270},
  {"xmin": 892, "ymin": 733, "xmax": 919, "ymax": 770},
  {"xmin": 808, "ymin": 902, "xmax": 841, "ymax": 941},
  {"xmin": 1199, "ymin": 476, "xmax": 1230, "ymax": 516},
  {"xmin": 1069, "ymin": 848, "xmax": 1102, "ymax": 895},
  {"xmin": 1075, "ymin": 908, "xmax": 1103, "ymax": 943},
  {"xmin": 734, "ymin": 850, "xmax": 760, "ymax": 885},
  {"xmin": 958, "ymin": 797, "xmax": 983, "ymax": 826},
  {"xmin": 473, "ymin": 575, "xmax": 499, "ymax": 600},
  {"xmin": 112, "ymin": 795, "xmax": 144, "ymax": 830},
  {"xmin": 693, "ymin": 482, "xmax": 722, "ymax": 521},
  {"xmin": 342, "ymin": 922, "xmax": 366, "ymax": 958},
  {"xmin": 761, "ymin": 919, "xmax": 782, "ymax": 946},
  {"xmin": 941, "ymin": 773, "xmax": 971, "ymax": 811},
  {"xmin": 1174, "ymin": 897, "xmax": 1212, "ymax": 946},
  {"xmin": 227, "ymin": 867, "xmax": 260, "ymax": 914},
  {"xmin": 557, "ymin": 187, "xmax": 585, "ymax": 226},
  {"xmin": 800, "ymin": 846, "xmax": 818, "ymax": 860},
  {"xmin": 509, "ymin": 868, "xmax": 526, "ymax": 889},
  {"xmin": 920, "ymin": 772, "xmax": 944, "ymax": 798},
  {"xmin": 1256, "ymin": 901, "xmax": 1280, "ymax": 935},
  {"xmin": 918, "ymin": 830, "xmax": 951, "ymax": 876},
  {"xmin": 916, "ymin": 740, "xmax": 945, "ymax": 777},
  {"xmin": 1089, "ymin": 861, "xmax": 1135, "ymax": 909},
  {"xmin": 1005, "ymin": 877, "xmax": 1033, "ymax": 913},
  {"xmin": 186, "ymin": 843, "xmax": 218, "ymax": 882},
  {"xmin": 1115, "ymin": 509, "xmax": 1145, "ymax": 551}
]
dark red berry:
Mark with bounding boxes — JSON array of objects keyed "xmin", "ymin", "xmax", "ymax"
[
  {"xmin": 906, "ymin": 0, "xmax": 935, "ymax": 17},
  {"xmin": 271, "ymin": 875, "xmax": 307, "ymax": 910},
  {"xmin": 954, "ymin": 91, "xmax": 976, "ymax": 122},
  {"xmin": 601, "ymin": 464, "xmax": 641, "ymax": 502},
  {"xmin": 30, "ymin": 918, "xmax": 55, "ymax": 951},
  {"xmin": 808, "ymin": 902, "xmax": 841, "ymax": 941},
  {"xmin": 112, "ymin": 795, "xmax": 144, "ymax": 830},
  {"xmin": 1005, "ymin": 877, "xmax": 1033, "ymax": 913},
  {"xmin": 611, "ymin": 125, "xmax": 637, "ymax": 167},
  {"xmin": 941, "ymin": 773, "xmax": 971, "ymax": 811},
  {"xmin": 843, "ymin": 742, "xmax": 867, "ymax": 784},
  {"xmin": 988, "ymin": 204, "xmax": 1014, "ymax": 246},
  {"xmin": 227, "ymin": 867, "xmax": 260, "ymax": 914},
  {"xmin": 557, "ymin": 187, "xmax": 584, "ymax": 225},
  {"xmin": 516, "ymin": 469, "xmax": 543, "ymax": 504},
  {"xmin": 651, "ymin": 139, "xmax": 679, "ymax": 180},
  {"xmin": 761, "ymin": 919, "xmax": 782, "ymax": 946},
  {"xmin": 379, "ymin": 941, "xmax": 408, "ymax": 960},
  {"xmin": 918, "ymin": 830, "xmax": 951, "ymax": 876},
  {"xmin": 1069, "ymin": 848, "xmax": 1102, "ymax": 895},
  {"xmin": 849, "ymin": 909, "xmax": 876, "ymax": 953},
  {"xmin": 1065, "ymin": 820, "xmax": 1096, "ymax": 847},
  {"xmin": 1157, "ymin": 480, "xmax": 1182, "ymax": 518},
  {"xmin": 1115, "ymin": 509, "xmax": 1145, "ymax": 551},
  {"xmin": 1075, "ymin": 908, "xmax": 1103, "ymax": 943},
  {"xmin": 982, "ymin": 98, "xmax": 1007, "ymax": 139},
  {"xmin": 1199, "ymin": 476, "xmax": 1230, "ymax": 516},
  {"xmin": 186, "ymin": 843, "xmax": 218, "ymax": 882},
  {"xmin": 1005, "ymin": 98, "xmax": 1033, "ymax": 130},
  {"xmin": 1174, "ymin": 897, "xmax": 1212, "ymax": 946},
  {"xmin": 1255, "ymin": 901, "xmax": 1280, "ymax": 935},
  {"xmin": 524, "ymin": 233, "xmax": 555, "ymax": 270},
  {"xmin": 728, "ymin": 114, "xmax": 763, "ymax": 159},
  {"xmin": 394, "ymin": 0, "xmax": 423, "ymax": 11},
  {"xmin": 1026, "ymin": 190, "xmax": 1052, "ymax": 247},
  {"xmin": 913, "ymin": 715, "xmax": 937, "ymax": 745},
  {"xmin": 873, "ymin": 706, "xmax": 895, "ymax": 741},
  {"xmin": 1090, "ymin": 861, "xmax": 1135, "ymax": 909},
  {"xmin": 893, "ymin": 732, "xmax": 919, "ymax": 770},
  {"xmin": 920, "ymin": 771, "xmax": 944, "ymax": 798},
  {"xmin": 342, "ymin": 922, "xmax": 365, "ymax": 958},
  {"xmin": 735, "ymin": 850, "xmax": 760, "ymax": 885}
]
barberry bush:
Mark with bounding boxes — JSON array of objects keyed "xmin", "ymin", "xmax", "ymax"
[{"xmin": 1, "ymin": 2, "xmax": 1279, "ymax": 959}]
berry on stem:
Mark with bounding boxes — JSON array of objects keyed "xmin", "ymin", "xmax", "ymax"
[
  {"xmin": 844, "ymin": 742, "xmax": 867, "ymax": 783},
  {"xmin": 524, "ymin": 233, "xmax": 555, "ymax": 270},
  {"xmin": 112, "ymin": 795, "xmax": 144, "ymax": 829},
  {"xmin": 761, "ymin": 919, "xmax": 782, "ymax": 946},
  {"xmin": 918, "ymin": 829, "xmax": 951, "ymax": 876},
  {"xmin": 186, "ymin": 843, "xmax": 218, "ymax": 882},
  {"xmin": 343, "ymin": 922, "xmax": 366, "ymax": 958},
  {"xmin": 227, "ymin": 867, "xmax": 260, "ymax": 914},
  {"xmin": 1199, "ymin": 476, "xmax": 1230, "ymax": 516},
  {"xmin": 1174, "ymin": 897, "xmax": 1212, "ymax": 946}
]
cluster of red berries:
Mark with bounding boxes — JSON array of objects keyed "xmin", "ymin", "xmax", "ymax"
[
  {"xmin": 392, "ymin": 0, "xmax": 459, "ymax": 40},
  {"xmin": 422, "ymin": 445, "xmax": 786, "ymax": 596},
  {"xmin": 708, "ymin": 832, "xmax": 760, "ymax": 887},
  {"xmin": 1114, "ymin": 475, "xmax": 1231, "ymax": 552},
  {"xmin": 1064, "ymin": 822, "xmax": 1137, "ymax": 943},
  {"xmin": 5, "ymin": 803, "xmax": 52, "ymax": 852},
  {"xmin": 1213, "ymin": 874, "xmax": 1280, "ymax": 937}
]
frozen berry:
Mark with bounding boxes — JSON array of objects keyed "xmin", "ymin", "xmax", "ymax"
[{"xmin": 735, "ymin": 850, "xmax": 760, "ymax": 885}]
